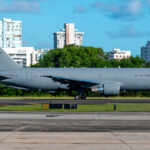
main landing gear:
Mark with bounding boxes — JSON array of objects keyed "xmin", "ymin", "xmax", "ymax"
[{"xmin": 74, "ymin": 94, "xmax": 86, "ymax": 100}]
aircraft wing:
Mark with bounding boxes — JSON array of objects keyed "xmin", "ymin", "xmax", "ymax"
[{"xmin": 44, "ymin": 75, "xmax": 99, "ymax": 88}]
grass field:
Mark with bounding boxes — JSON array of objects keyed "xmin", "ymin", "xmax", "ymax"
[{"xmin": 0, "ymin": 103, "xmax": 150, "ymax": 112}]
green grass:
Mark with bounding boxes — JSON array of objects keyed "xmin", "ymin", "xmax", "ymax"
[
  {"xmin": 0, "ymin": 105, "xmax": 42, "ymax": 111},
  {"xmin": 1, "ymin": 103, "xmax": 150, "ymax": 112}
]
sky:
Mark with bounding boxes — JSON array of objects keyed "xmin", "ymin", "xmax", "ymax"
[{"xmin": 1, "ymin": 0, "xmax": 150, "ymax": 56}]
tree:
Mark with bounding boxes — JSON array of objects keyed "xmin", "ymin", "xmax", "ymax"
[{"xmin": 35, "ymin": 45, "xmax": 106, "ymax": 68}]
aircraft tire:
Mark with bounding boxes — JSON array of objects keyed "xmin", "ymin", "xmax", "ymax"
[
  {"xmin": 74, "ymin": 95, "xmax": 86, "ymax": 100},
  {"xmin": 74, "ymin": 95, "xmax": 81, "ymax": 100}
]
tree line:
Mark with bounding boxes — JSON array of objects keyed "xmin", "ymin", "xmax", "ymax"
[{"xmin": 34, "ymin": 45, "xmax": 147, "ymax": 68}]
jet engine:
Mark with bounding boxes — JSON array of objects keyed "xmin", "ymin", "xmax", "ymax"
[
  {"xmin": 103, "ymin": 83, "xmax": 120, "ymax": 96},
  {"xmin": 91, "ymin": 83, "xmax": 120, "ymax": 96}
]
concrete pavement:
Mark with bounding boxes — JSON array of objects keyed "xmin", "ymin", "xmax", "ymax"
[
  {"xmin": 1, "ymin": 111, "xmax": 150, "ymax": 149},
  {"xmin": 1, "ymin": 132, "xmax": 150, "ymax": 150}
]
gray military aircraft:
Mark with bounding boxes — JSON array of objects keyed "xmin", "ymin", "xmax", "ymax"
[{"xmin": 0, "ymin": 47, "xmax": 149, "ymax": 99}]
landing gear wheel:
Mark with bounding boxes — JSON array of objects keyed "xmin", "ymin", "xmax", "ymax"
[
  {"xmin": 74, "ymin": 95, "xmax": 81, "ymax": 100},
  {"xmin": 74, "ymin": 95, "xmax": 86, "ymax": 100}
]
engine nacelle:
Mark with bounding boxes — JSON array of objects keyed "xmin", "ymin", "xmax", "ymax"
[
  {"xmin": 91, "ymin": 83, "xmax": 120, "ymax": 96},
  {"xmin": 91, "ymin": 86, "xmax": 103, "ymax": 93},
  {"xmin": 104, "ymin": 83, "xmax": 120, "ymax": 96}
]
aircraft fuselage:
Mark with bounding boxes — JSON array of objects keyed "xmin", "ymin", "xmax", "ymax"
[{"xmin": 1, "ymin": 68, "xmax": 150, "ymax": 93}]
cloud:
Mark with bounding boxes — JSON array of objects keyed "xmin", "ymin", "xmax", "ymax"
[
  {"xmin": 147, "ymin": 0, "xmax": 150, "ymax": 4},
  {"xmin": 92, "ymin": 1, "xmax": 119, "ymax": 13},
  {"xmin": 0, "ymin": 0, "xmax": 41, "ymax": 13},
  {"xmin": 127, "ymin": 0, "xmax": 142, "ymax": 15},
  {"xmin": 74, "ymin": 5, "xmax": 87, "ymax": 14},
  {"xmin": 106, "ymin": 24, "xmax": 148, "ymax": 38},
  {"xmin": 91, "ymin": 0, "xmax": 142, "ymax": 21}
]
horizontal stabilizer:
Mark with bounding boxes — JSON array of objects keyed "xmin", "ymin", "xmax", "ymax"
[
  {"xmin": 0, "ymin": 48, "xmax": 21, "ymax": 71},
  {"xmin": 0, "ymin": 84, "xmax": 28, "ymax": 90},
  {"xmin": 0, "ymin": 75, "xmax": 10, "ymax": 80}
]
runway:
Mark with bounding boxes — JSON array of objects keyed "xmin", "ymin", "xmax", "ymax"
[
  {"xmin": 1, "ymin": 111, "xmax": 150, "ymax": 150},
  {"xmin": 1, "ymin": 111, "xmax": 150, "ymax": 132}
]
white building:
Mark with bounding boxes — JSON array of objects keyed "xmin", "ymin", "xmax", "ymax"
[
  {"xmin": 0, "ymin": 18, "xmax": 22, "ymax": 48},
  {"xmin": 54, "ymin": 23, "xmax": 84, "ymax": 49},
  {"xmin": 141, "ymin": 41, "xmax": 150, "ymax": 62},
  {"xmin": 31, "ymin": 48, "xmax": 49, "ymax": 65},
  {"xmin": 108, "ymin": 48, "xmax": 131, "ymax": 60},
  {"xmin": 4, "ymin": 47, "xmax": 35, "ymax": 67}
]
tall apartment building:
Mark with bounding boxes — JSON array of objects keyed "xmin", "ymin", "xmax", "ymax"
[
  {"xmin": 0, "ymin": 18, "xmax": 45, "ymax": 67},
  {"xmin": 0, "ymin": 18, "xmax": 22, "ymax": 48},
  {"xmin": 54, "ymin": 23, "xmax": 84, "ymax": 49},
  {"xmin": 108, "ymin": 48, "xmax": 131, "ymax": 60},
  {"xmin": 141, "ymin": 41, "xmax": 150, "ymax": 62}
]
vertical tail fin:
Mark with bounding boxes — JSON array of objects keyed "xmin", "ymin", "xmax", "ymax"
[{"xmin": 0, "ymin": 48, "xmax": 21, "ymax": 70}]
